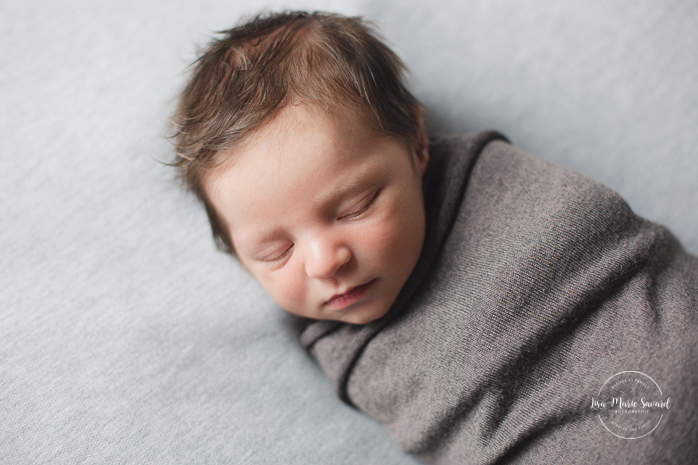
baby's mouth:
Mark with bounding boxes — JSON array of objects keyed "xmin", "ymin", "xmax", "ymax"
[{"xmin": 325, "ymin": 279, "xmax": 375, "ymax": 310}]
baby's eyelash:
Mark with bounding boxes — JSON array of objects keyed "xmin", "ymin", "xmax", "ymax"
[
  {"xmin": 340, "ymin": 190, "xmax": 380, "ymax": 220},
  {"xmin": 266, "ymin": 244, "xmax": 293, "ymax": 263}
]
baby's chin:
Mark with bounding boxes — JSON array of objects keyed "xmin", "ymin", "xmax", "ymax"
[
  {"xmin": 283, "ymin": 302, "xmax": 391, "ymax": 325},
  {"xmin": 324, "ymin": 302, "xmax": 392, "ymax": 325},
  {"xmin": 336, "ymin": 308, "xmax": 389, "ymax": 325}
]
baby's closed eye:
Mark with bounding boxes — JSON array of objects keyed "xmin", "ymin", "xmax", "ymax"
[{"xmin": 339, "ymin": 189, "xmax": 381, "ymax": 221}]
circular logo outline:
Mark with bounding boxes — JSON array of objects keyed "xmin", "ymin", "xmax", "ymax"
[{"xmin": 595, "ymin": 371, "xmax": 666, "ymax": 440}]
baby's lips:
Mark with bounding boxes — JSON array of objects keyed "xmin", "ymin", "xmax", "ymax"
[{"xmin": 325, "ymin": 279, "xmax": 375, "ymax": 310}]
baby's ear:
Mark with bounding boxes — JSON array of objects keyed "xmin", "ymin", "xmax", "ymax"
[{"xmin": 413, "ymin": 104, "xmax": 429, "ymax": 175}]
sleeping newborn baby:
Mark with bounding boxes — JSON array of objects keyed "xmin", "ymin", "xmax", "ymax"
[{"xmin": 171, "ymin": 11, "xmax": 698, "ymax": 465}]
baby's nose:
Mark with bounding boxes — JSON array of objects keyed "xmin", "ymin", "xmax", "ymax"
[{"xmin": 305, "ymin": 237, "xmax": 351, "ymax": 279}]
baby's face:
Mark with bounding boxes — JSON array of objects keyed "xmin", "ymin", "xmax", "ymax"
[{"xmin": 204, "ymin": 104, "xmax": 428, "ymax": 324}]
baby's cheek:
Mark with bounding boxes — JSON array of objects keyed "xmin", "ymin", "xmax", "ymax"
[
  {"xmin": 265, "ymin": 266, "xmax": 308, "ymax": 314},
  {"xmin": 364, "ymin": 210, "xmax": 421, "ymax": 268},
  {"xmin": 393, "ymin": 195, "xmax": 424, "ymax": 244}
]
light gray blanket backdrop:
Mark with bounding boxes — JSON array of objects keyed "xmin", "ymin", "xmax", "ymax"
[{"xmin": 2, "ymin": 1, "xmax": 696, "ymax": 464}]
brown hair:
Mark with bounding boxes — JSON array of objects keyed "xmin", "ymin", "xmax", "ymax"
[{"xmin": 171, "ymin": 10, "xmax": 425, "ymax": 255}]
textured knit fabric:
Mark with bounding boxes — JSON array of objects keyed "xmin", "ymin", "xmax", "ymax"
[{"xmin": 300, "ymin": 132, "xmax": 698, "ymax": 464}]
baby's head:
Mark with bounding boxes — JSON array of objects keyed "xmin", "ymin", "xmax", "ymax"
[{"xmin": 172, "ymin": 11, "xmax": 428, "ymax": 324}]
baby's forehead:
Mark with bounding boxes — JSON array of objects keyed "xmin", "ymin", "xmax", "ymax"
[{"xmin": 218, "ymin": 104, "xmax": 393, "ymax": 174}]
